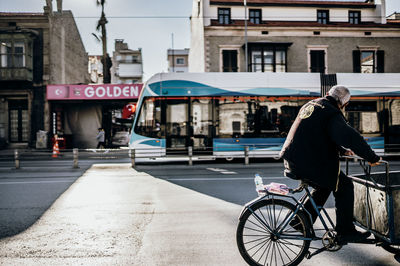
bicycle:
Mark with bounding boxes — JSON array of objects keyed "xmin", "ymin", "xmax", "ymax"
[{"xmin": 236, "ymin": 157, "xmax": 400, "ymax": 266}]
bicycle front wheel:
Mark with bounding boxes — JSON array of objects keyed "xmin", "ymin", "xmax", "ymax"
[{"xmin": 236, "ymin": 198, "xmax": 312, "ymax": 266}]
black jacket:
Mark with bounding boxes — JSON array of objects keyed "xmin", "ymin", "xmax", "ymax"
[{"xmin": 280, "ymin": 96, "xmax": 379, "ymax": 190}]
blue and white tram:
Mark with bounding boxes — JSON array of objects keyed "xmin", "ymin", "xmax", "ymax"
[{"xmin": 130, "ymin": 72, "xmax": 400, "ymax": 159}]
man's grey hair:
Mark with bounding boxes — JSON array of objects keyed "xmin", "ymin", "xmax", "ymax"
[{"xmin": 328, "ymin": 85, "xmax": 351, "ymax": 106}]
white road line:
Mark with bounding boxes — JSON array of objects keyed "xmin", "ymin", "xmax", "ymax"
[
  {"xmin": 167, "ymin": 176, "xmax": 287, "ymax": 181},
  {"xmin": 220, "ymin": 171, "xmax": 237, "ymax": 174},
  {"xmin": 0, "ymin": 179, "xmax": 76, "ymax": 185},
  {"xmin": 206, "ymin": 168, "xmax": 228, "ymax": 172}
]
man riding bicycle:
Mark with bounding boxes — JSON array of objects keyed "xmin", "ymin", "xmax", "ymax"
[{"xmin": 280, "ymin": 85, "xmax": 381, "ymax": 244}]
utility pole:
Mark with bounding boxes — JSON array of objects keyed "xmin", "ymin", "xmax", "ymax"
[
  {"xmin": 171, "ymin": 33, "xmax": 175, "ymax": 72},
  {"xmin": 244, "ymin": 0, "xmax": 248, "ymax": 72}
]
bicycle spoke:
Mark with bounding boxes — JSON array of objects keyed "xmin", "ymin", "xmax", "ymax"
[
  {"xmin": 243, "ymin": 235, "xmax": 270, "ymax": 245},
  {"xmin": 257, "ymin": 237, "xmax": 272, "ymax": 265},
  {"xmin": 269, "ymin": 242, "xmax": 275, "ymax": 266},
  {"xmin": 276, "ymin": 239, "xmax": 292, "ymax": 263},
  {"xmin": 275, "ymin": 205, "xmax": 285, "ymax": 229},
  {"xmin": 258, "ymin": 206, "xmax": 271, "ymax": 231},
  {"xmin": 251, "ymin": 238, "xmax": 271, "ymax": 260},
  {"xmin": 278, "ymin": 239, "xmax": 303, "ymax": 256},
  {"xmin": 247, "ymin": 237, "xmax": 270, "ymax": 253},
  {"xmin": 243, "ymin": 226, "xmax": 270, "ymax": 235},
  {"xmin": 277, "ymin": 210, "xmax": 295, "ymax": 232},
  {"xmin": 275, "ymin": 240, "xmax": 284, "ymax": 265},
  {"xmin": 263, "ymin": 238, "xmax": 274, "ymax": 266},
  {"xmin": 246, "ymin": 217, "xmax": 271, "ymax": 233}
]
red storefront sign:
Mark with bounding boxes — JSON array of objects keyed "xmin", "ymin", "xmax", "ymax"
[{"xmin": 47, "ymin": 84, "xmax": 143, "ymax": 100}]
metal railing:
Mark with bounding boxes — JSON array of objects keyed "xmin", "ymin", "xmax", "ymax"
[{"xmin": 2, "ymin": 143, "xmax": 399, "ymax": 169}]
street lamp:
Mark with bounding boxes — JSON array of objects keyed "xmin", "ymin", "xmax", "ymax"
[{"xmin": 244, "ymin": 0, "xmax": 248, "ymax": 72}]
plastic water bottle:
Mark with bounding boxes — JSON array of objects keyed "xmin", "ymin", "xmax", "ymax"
[{"xmin": 254, "ymin": 174, "xmax": 264, "ymax": 194}]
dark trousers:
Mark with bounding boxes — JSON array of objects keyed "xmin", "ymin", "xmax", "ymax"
[
  {"xmin": 96, "ymin": 142, "xmax": 105, "ymax": 149},
  {"xmin": 301, "ymin": 171, "xmax": 355, "ymax": 234}
]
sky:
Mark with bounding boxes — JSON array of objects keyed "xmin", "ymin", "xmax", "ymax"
[{"xmin": 1, "ymin": 0, "xmax": 400, "ymax": 82}]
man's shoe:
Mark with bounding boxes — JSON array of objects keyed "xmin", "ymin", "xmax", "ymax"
[{"xmin": 337, "ymin": 229, "xmax": 371, "ymax": 245}]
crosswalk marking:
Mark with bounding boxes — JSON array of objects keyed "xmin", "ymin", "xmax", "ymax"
[{"xmin": 206, "ymin": 168, "xmax": 238, "ymax": 175}]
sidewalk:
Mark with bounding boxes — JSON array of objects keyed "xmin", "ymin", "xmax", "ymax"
[{"xmin": 0, "ymin": 163, "xmax": 244, "ymax": 265}]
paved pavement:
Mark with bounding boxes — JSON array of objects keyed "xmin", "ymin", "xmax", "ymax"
[
  {"xmin": 0, "ymin": 163, "xmax": 244, "ymax": 265},
  {"xmin": 0, "ymin": 163, "xmax": 399, "ymax": 265}
]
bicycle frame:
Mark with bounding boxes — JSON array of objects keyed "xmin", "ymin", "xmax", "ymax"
[{"xmin": 239, "ymin": 184, "xmax": 336, "ymax": 242}]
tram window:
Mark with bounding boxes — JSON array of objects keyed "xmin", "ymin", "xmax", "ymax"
[
  {"xmin": 390, "ymin": 100, "xmax": 400, "ymax": 126},
  {"xmin": 217, "ymin": 98, "xmax": 255, "ymax": 137},
  {"xmin": 347, "ymin": 111, "xmax": 379, "ymax": 134},
  {"xmin": 216, "ymin": 97, "xmax": 301, "ymax": 138},
  {"xmin": 134, "ymin": 97, "xmax": 162, "ymax": 138},
  {"xmin": 346, "ymin": 101, "xmax": 376, "ymax": 112}
]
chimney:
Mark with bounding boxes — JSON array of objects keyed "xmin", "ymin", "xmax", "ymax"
[{"xmin": 56, "ymin": 0, "xmax": 63, "ymax": 12}]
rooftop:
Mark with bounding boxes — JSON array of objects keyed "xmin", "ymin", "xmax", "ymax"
[{"xmin": 210, "ymin": 0, "xmax": 375, "ymax": 7}]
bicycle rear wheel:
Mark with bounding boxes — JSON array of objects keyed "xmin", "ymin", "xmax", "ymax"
[{"xmin": 236, "ymin": 198, "xmax": 312, "ymax": 266}]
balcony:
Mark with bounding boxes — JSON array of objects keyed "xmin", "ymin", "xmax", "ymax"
[
  {"xmin": 0, "ymin": 67, "xmax": 33, "ymax": 81},
  {"xmin": 118, "ymin": 63, "xmax": 143, "ymax": 78}
]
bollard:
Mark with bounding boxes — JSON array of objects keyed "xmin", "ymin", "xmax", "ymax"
[
  {"xmin": 188, "ymin": 146, "xmax": 193, "ymax": 166},
  {"xmin": 73, "ymin": 148, "xmax": 79, "ymax": 168},
  {"xmin": 129, "ymin": 148, "xmax": 135, "ymax": 168},
  {"xmin": 244, "ymin": 146, "xmax": 249, "ymax": 165},
  {"xmin": 14, "ymin": 149, "xmax": 20, "ymax": 169}
]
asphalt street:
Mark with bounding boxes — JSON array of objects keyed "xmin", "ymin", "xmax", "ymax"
[{"xmin": 0, "ymin": 157, "xmax": 399, "ymax": 265}]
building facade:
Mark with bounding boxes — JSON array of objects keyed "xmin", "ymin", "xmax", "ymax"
[
  {"xmin": 167, "ymin": 48, "xmax": 190, "ymax": 72},
  {"xmin": 111, "ymin": 39, "xmax": 143, "ymax": 84},
  {"xmin": 0, "ymin": 1, "xmax": 89, "ymax": 148},
  {"xmin": 88, "ymin": 55, "xmax": 103, "ymax": 84},
  {"xmin": 189, "ymin": 0, "xmax": 400, "ymax": 74}
]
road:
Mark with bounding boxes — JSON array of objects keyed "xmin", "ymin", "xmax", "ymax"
[{"xmin": 0, "ymin": 157, "xmax": 399, "ymax": 265}]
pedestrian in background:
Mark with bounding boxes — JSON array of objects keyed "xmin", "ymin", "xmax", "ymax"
[{"xmin": 96, "ymin": 128, "xmax": 105, "ymax": 149}]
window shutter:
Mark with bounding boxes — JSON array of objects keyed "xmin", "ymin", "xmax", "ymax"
[
  {"xmin": 352, "ymin": 50, "xmax": 361, "ymax": 73},
  {"xmin": 377, "ymin": 50, "xmax": 384, "ymax": 73}
]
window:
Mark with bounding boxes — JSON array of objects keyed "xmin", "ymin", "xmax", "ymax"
[
  {"xmin": 176, "ymin": 57, "xmax": 185, "ymax": 65},
  {"xmin": 218, "ymin": 8, "xmax": 231, "ymax": 24},
  {"xmin": 126, "ymin": 55, "xmax": 133, "ymax": 62},
  {"xmin": 249, "ymin": 9, "xmax": 261, "ymax": 24},
  {"xmin": 310, "ymin": 50, "xmax": 326, "ymax": 73},
  {"xmin": 250, "ymin": 48, "xmax": 286, "ymax": 72},
  {"xmin": 0, "ymin": 40, "xmax": 25, "ymax": 67},
  {"xmin": 349, "ymin": 11, "xmax": 361, "ymax": 24},
  {"xmin": 353, "ymin": 50, "xmax": 384, "ymax": 73},
  {"xmin": 222, "ymin": 50, "xmax": 238, "ymax": 72},
  {"xmin": 317, "ymin": 10, "xmax": 329, "ymax": 24},
  {"xmin": 361, "ymin": 51, "xmax": 374, "ymax": 73}
]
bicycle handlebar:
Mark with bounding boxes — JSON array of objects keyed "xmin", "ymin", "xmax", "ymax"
[{"xmin": 343, "ymin": 156, "xmax": 390, "ymax": 188}]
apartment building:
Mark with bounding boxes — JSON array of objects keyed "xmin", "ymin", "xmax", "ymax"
[
  {"xmin": 189, "ymin": 0, "xmax": 400, "ymax": 74},
  {"xmin": 167, "ymin": 48, "xmax": 190, "ymax": 72},
  {"xmin": 111, "ymin": 39, "xmax": 143, "ymax": 84},
  {"xmin": 0, "ymin": 0, "xmax": 89, "ymax": 148}
]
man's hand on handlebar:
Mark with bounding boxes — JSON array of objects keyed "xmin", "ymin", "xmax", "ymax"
[
  {"xmin": 369, "ymin": 157, "xmax": 382, "ymax": 167},
  {"xmin": 344, "ymin": 149, "xmax": 355, "ymax": 156}
]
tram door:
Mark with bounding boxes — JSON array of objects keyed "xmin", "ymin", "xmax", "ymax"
[
  {"xmin": 165, "ymin": 98, "xmax": 189, "ymax": 154},
  {"xmin": 165, "ymin": 97, "xmax": 214, "ymax": 155},
  {"xmin": 190, "ymin": 98, "xmax": 213, "ymax": 155}
]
